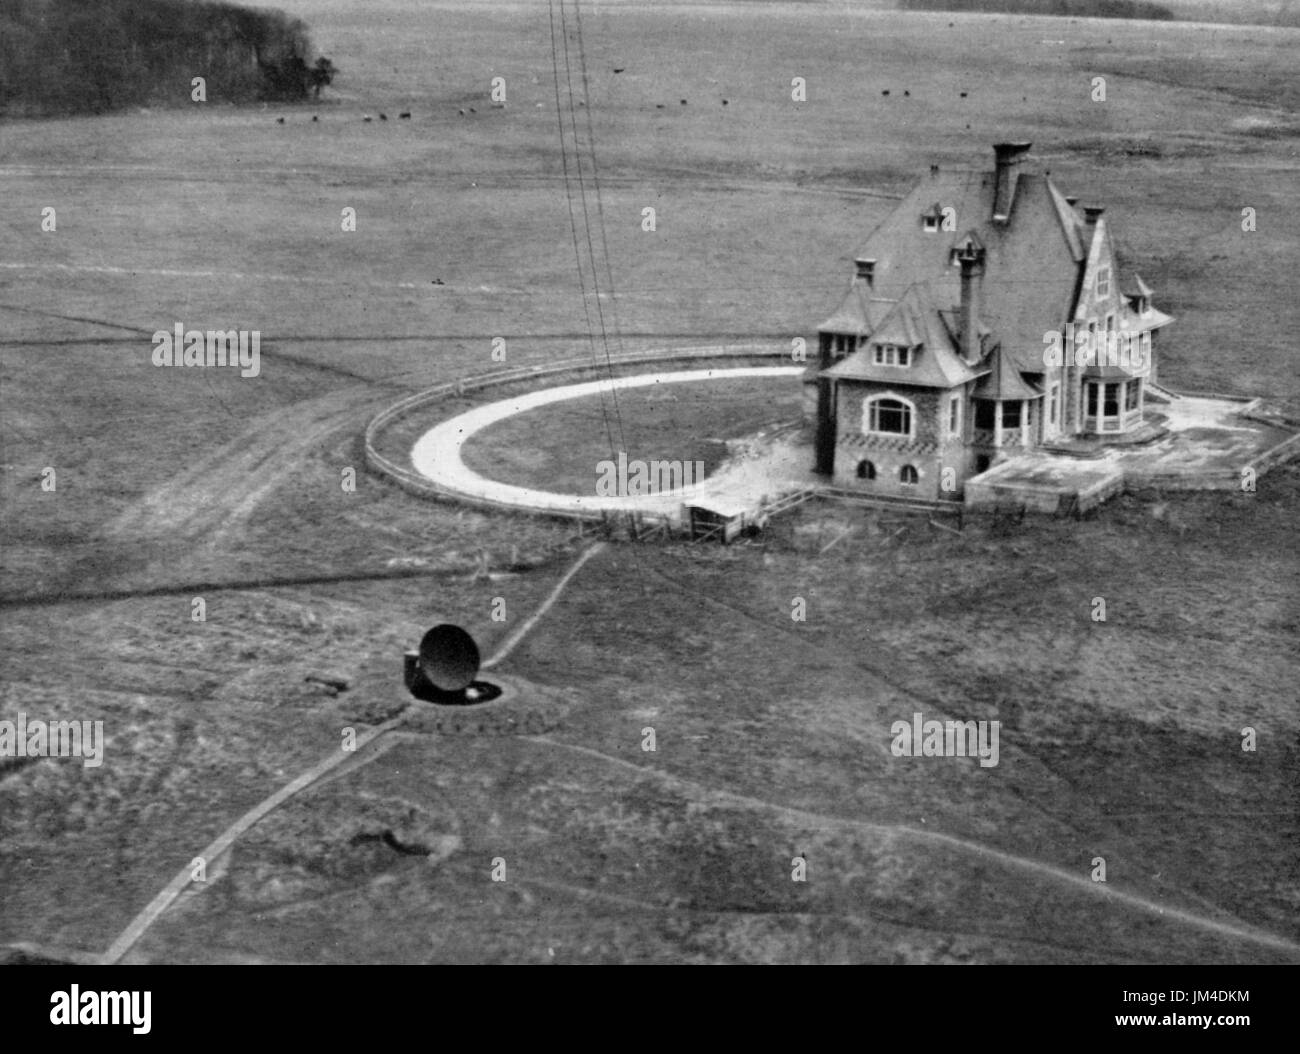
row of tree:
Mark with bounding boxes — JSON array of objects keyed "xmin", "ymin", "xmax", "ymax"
[
  {"xmin": 0, "ymin": 0, "xmax": 336, "ymax": 116},
  {"xmin": 897, "ymin": 0, "xmax": 1175, "ymax": 19}
]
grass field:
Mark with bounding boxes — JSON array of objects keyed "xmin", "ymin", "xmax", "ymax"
[{"xmin": 1, "ymin": 0, "xmax": 1297, "ymax": 963}]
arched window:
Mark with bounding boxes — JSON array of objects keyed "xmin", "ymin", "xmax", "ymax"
[
  {"xmin": 900, "ymin": 464, "xmax": 919, "ymax": 485},
  {"xmin": 856, "ymin": 459, "xmax": 876, "ymax": 480},
  {"xmin": 863, "ymin": 394, "xmax": 914, "ymax": 437}
]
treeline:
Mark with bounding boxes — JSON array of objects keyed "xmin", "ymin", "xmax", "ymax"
[
  {"xmin": 0, "ymin": 0, "xmax": 334, "ymax": 116},
  {"xmin": 897, "ymin": 0, "xmax": 1175, "ymax": 19}
]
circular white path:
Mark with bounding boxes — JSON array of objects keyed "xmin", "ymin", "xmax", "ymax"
[{"xmin": 410, "ymin": 367, "xmax": 806, "ymax": 517}]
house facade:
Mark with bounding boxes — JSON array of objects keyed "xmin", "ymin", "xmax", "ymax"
[{"xmin": 808, "ymin": 142, "xmax": 1173, "ymax": 500}]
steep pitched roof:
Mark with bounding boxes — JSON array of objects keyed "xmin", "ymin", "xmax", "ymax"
[
  {"xmin": 1048, "ymin": 180, "xmax": 1088, "ymax": 262},
  {"xmin": 972, "ymin": 343, "xmax": 1043, "ymax": 400},
  {"xmin": 822, "ymin": 284, "xmax": 982, "ymax": 389},
  {"xmin": 816, "ymin": 278, "xmax": 894, "ymax": 336},
  {"xmin": 850, "ymin": 160, "xmax": 1083, "ymax": 376},
  {"xmin": 1121, "ymin": 272, "xmax": 1154, "ymax": 299}
]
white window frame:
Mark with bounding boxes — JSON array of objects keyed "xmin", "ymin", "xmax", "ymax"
[
  {"xmin": 948, "ymin": 397, "xmax": 961, "ymax": 436},
  {"xmin": 862, "ymin": 393, "xmax": 916, "ymax": 438},
  {"xmin": 873, "ymin": 344, "xmax": 911, "ymax": 367},
  {"xmin": 1096, "ymin": 266, "xmax": 1111, "ymax": 299}
]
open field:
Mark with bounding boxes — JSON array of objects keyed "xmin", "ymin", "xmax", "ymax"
[{"xmin": 1, "ymin": 0, "xmax": 1297, "ymax": 963}]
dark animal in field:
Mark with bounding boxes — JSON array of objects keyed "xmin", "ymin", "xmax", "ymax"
[
  {"xmin": 276, "ymin": 116, "xmax": 284, "ymax": 123},
  {"xmin": 399, "ymin": 111, "xmax": 411, "ymax": 118},
  {"xmin": 379, "ymin": 113, "xmax": 388, "ymax": 120}
]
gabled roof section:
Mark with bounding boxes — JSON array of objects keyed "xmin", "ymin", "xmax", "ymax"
[
  {"xmin": 822, "ymin": 284, "xmax": 981, "ymax": 389},
  {"xmin": 1122, "ymin": 273, "xmax": 1154, "ymax": 299},
  {"xmin": 937, "ymin": 308, "xmax": 991, "ymax": 348},
  {"xmin": 816, "ymin": 278, "xmax": 893, "ymax": 336},
  {"xmin": 850, "ymin": 161, "xmax": 1085, "ymax": 377},
  {"xmin": 972, "ymin": 344, "xmax": 1043, "ymax": 400},
  {"xmin": 1047, "ymin": 179, "xmax": 1088, "ymax": 263}
]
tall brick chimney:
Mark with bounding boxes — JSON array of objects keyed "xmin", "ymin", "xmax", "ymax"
[
  {"xmin": 992, "ymin": 142, "xmax": 1032, "ymax": 222},
  {"xmin": 956, "ymin": 243, "xmax": 984, "ymax": 365}
]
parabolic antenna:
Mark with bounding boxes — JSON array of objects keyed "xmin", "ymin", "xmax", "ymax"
[{"xmin": 417, "ymin": 624, "xmax": 480, "ymax": 693}]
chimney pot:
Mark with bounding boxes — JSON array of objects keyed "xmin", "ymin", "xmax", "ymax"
[
  {"xmin": 1065, "ymin": 196, "xmax": 1078, "ymax": 206},
  {"xmin": 1084, "ymin": 206, "xmax": 1105, "ymax": 225}
]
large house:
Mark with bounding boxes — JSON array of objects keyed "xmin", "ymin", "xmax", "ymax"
[{"xmin": 808, "ymin": 142, "xmax": 1173, "ymax": 499}]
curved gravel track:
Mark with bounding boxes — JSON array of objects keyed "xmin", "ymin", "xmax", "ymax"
[{"xmin": 409, "ymin": 367, "xmax": 807, "ymax": 517}]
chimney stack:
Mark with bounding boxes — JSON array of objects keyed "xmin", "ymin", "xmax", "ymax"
[
  {"xmin": 1065, "ymin": 195, "xmax": 1079, "ymax": 207},
  {"xmin": 1084, "ymin": 206, "xmax": 1105, "ymax": 226},
  {"xmin": 956, "ymin": 244, "xmax": 984, "ymax": 365},
  {"xmin": 929, "ymin": 164, "xmax": 939, "ymax": 176},
  {"xmin": 992, "ymin": 141, "xmax": 1032, "ymax": 222},
  {"xmin": 854, "ymin": 257, "xmax": 876, "ymax": 287}
]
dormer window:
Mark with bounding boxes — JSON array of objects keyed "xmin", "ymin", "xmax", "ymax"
[
  {"xmin": 873, "ymin": 344, "xmax": 911, "ymax": 367},
  {"xmin": 922, "ymin": 214, "xmax": 939, "ymax": 232},
  {"xmin": 1135, "ymin": 296, "xmax": 1149, "ymax": 315}
]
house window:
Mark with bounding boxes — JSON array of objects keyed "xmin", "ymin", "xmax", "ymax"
[
  {"xmin": 1096, "ymin": 266, "xmax": 1110, "ymax": 298},
  {"xmin": 864, "ymin": 395, "xmax": 913, "ymax": 436},
  {"xmin": 873, "ymin": 344, "xmax": 911, "ymax": 367},
  {"xmin": 1103, "ymin": 383, "xmax": 1120, "ymax": 418},
  {"xmin": 856, "ymin": 459, "xmax": 876, "ymax": 480},
  {"xmin": 974, "ymin": 400, "xmax": 996, "ymax": 430},
  {"xmin": 1125, "ymin": 379, "xmax": 1140, "ymax": 411},
  {"xmin": 1002, "ymin": 401, "xmax": 1022, "ymax": 429},
  {"xmin": 948, "ymin": 397, "xmax": 961, "ymax": 436},
  {"xmin": 900, "ymin": 464, "xmax": 919, "ymax": 486},
  {"xmin": 1086, "ymin": 383, "xmax": 1099, "ymax": 417},
  {"xmin": 834, "ymin": 334, "xmax": 853, "ymax": 355},
  {"xmin": 922, "ymin": 214, "xmax": 939, "ymax": 232}
]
